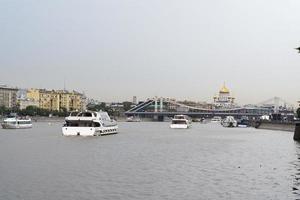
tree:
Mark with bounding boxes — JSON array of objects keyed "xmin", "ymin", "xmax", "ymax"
[
  {"xmin": 24, "ymin": 106, "xmax": 39, "ymax": 116},
  {"xmin": 0, "ymin": 106, "xmax": 7, "ymax": 116},
  {"xmin": 123, "ymin": 101, "xmax": 133, "ymax": 111},
  {"xmin": 59, "ymin": 107, "xmax": 68, "ymax": 117},
  {"xmin": 87, "ymin": 102, "xmax": 106, "ymax": 111}
]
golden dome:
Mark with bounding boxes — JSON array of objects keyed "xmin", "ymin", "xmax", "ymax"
[{"xmin": 220, "ymin": 83, "xmax": 230, "ymax": 93}]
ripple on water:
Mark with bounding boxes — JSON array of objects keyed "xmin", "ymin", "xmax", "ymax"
[{"xmin": 0, "ymin": 122, "xmax": 298, "ymax": 200}]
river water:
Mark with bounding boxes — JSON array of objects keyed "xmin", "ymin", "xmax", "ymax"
[{"xmin": 0, "ymin": 122, "xmax": 300, "ymax": 200}]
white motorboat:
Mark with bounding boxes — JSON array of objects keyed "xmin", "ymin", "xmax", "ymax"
[
  {"xmin": 170, "ymin": 115, "xmax": 192, "ymax": 129},
  {"xmin": 211, "ymin": 116, "xmax": 222, "ymax": 123},
  {"xmin": 126, "ymin": 116, "xmax": 141, "ymax": 122},
  {"xmin": 62, "ymin": 111, "xmax": 118, "ymax": 136},
  {"xmin": 1, "ymin": 114, "xmax": 32, "ymax": 129},
  {"xmin": 221, "ymin": 116, "xmax": 238, "ymax": 127}
]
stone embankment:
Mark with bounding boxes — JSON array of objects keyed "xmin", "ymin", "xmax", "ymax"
[{"xmin": 254, "ymin": 121, "xmax": 295, "ymax": 132}]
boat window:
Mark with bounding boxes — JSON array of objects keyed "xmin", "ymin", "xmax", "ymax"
[
  {"xmin": 93, "ymin": 122, "xmax": 101, "ymax": 127},
  {"xmin": 66, "ymin": 121, "xmax": 95, "ymax": 127},
  {"xmin": 172, "ymin": 121, "xmax": 187, "ymax": 124},
  {"xmin": 18, "ymin": 121, "xmax": 31, "ymax": 124},
  {"xmin": 78, "ymin": 112, "xmax": 92, "ymax": 117},
  {"xmin": 4, "ymin": 121, "xmax": 17, "ymax": 125},
  {"xmin": 87, "ymin": 113, "xmax": 93, "ymax": 117},
  {"xmin": 66, "ymin": 122, "xmax": 79, "ymax": 127},
  {"xmin": 70, "ymin": 112, "xmax": 79, "ymax": 116},
  {"xmin": 174, "ymin": 115, "xmax": 185, "ymax": 119}
]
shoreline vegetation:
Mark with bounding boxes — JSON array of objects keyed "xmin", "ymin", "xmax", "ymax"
[{"xmin": 0, "ymin": 102, "xmax": 133, "ymax": 119}]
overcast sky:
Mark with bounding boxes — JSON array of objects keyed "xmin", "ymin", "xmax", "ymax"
[{"xmin": 1, "ymin": 0, "xmax": 300, "ymax": 105}]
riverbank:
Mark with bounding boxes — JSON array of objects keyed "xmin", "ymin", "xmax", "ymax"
[
  {"xmin": 1, "ymin": 116, "xmax": 129, "ymax": 123},
  {"xmin": 31, "ymin": 116, "xmax": 65, "ymax": 122}
]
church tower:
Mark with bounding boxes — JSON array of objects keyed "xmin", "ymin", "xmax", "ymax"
[{"xmin": 213, "ymin": 83, "xmax": 235, "ymax": 108}]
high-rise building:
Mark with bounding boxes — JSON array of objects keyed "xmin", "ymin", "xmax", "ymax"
[
  {"xmin": 0, "ymin": 85, "xmax": 18, "ymax": 108},
  {"xmin": 133, "ymin": 96, "xmax": 137, "ymax": 105},
  {"xmin": 18, "ymin": 99, "xmax": 39, "ymax": 110}
]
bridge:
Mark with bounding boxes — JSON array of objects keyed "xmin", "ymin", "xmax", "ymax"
[{"xmin": 125, "ymin": 97, "xmax": 294, "ymax": 121}]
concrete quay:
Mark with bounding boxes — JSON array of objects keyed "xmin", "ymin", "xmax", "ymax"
[{"xmin": 254, "ymin": 121, "xmax": 295, "ymax": 132}]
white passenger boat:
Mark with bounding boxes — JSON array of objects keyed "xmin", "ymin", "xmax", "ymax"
[
  {"xmin": 62, "ymin": 111, "xmax": 118, "ymax": 136},
  {"xmin": 170, "ymin": 115, "xmax": 192, "ymax": 129},
  {"xmin": 211, "ymin": 116, "xmax": 222, "ymax": 123},
  {"xmin": 221, "ymin": 116, "xmax": 238, "ymax": 127},
  {"xmin": 1, "ymin": 115, "xmax": 32, "ymax": 129}
]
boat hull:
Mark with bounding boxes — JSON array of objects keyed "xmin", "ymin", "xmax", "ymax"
[
  {"xmin": 1, "ymin": 123, "xmax": 32, "ymax": 129},
  {"xmin": 222, "ymin": 122, "xmax": 237, "ymax": 127},
  {"xmin": 170, "ymin": 124, "xmax": 191, "ymax": 129},
  {"xmin": 221, "ymin": 120, "xmax": 238, "ymax": 127},
  {"xmin": 62, "ymin": 126, "xmax": 118, "ymax": 136}
]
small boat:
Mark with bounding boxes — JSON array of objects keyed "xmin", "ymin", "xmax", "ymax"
[
  {"xmin": 126, "ymin": 116, "xmax": 141, "ymax": 122},
  {"xmin": 211, "ymin": 116, "xmax": 222, "ymax": 123},
  {"xmin": 1, "ymin": 114, "xmax": 32, "ymax": 129},
  {"xmin": 237, "ymin": 116, "xmax": 250, "ymax": 127},
  {"xmin": 62, "ymin": 111, "xmax": 118, "ymax": 136},
  {"xmin": 221, "ymin": 116, "xmax": 238, "ymax": 127},
  {"xmin": 170, "ymin": 115, "xmax": 192, "ymax": 129}
]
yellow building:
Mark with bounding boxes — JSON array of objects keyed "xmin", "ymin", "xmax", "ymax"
[
  {"xmin": 57, "ymin": 90, "xmax": 86, "ymax": 111},
  {"xmin": 39, "ymin": 90, "xmax": 60, "ymax": 111},
  {"xmin": 26, "ymin": 88, "xmax": 40, "ymax": 102},
  {"xmin": 26, "ymin": 89, "xmax": 86, "ymax": 111}
]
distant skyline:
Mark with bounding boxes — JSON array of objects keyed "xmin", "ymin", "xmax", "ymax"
[{"xmin": 1, "ymin": 0, "xmax": 300, "ymax": 105}]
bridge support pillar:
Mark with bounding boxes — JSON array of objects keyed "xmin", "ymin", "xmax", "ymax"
[
  {"xmin": 158, "ymin": 115, "xmax": 164, "ymax": 122},
  {"xmin": 154, "ymin": 97, "xmax": 158, "ymax": 112},
  {"xmin": 160, "ymin": 97, "xmax": 163, "ymax": 112},
  {"xmin": 294, "ymin": 122, "xmax": 300, "ymax": 140}
]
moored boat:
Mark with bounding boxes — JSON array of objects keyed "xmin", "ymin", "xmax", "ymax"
[
  {"xmin": 221, "ymin": 116, "xmax": 238, "ymax": 127},
  {"xmin": 211, "ymin": 116, "xmax": 222, "ymax": 123},
  {"xmin": 126, "ymin": 116, "xmax": 141, "ymax": 122},
  {"xmin": 62, "ymin": 111, "xmax": 118, "ymax": 136},
  {"xmin": 1, "ymin": 114, "xmax": 32, "ymax": 129},
  {"xmin": 237, "ymin": 116, "xmax": 250, "ymax": 127},
  {"xmin": 170, "ymin": 115, "xmax": 192, "ymax": 129}
]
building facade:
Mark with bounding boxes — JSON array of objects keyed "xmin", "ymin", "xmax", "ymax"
[
  {"xmin": 133, "ymin": 96, "xmax": 137, "ymax": 105},
  {"xmin": 18, "ymin": 99, "xmax": 40, "ymax": 110},
  {"xmin": 26, "ymin": 89, "xmax": 86, "ymax": 111},
  {"xmin": 213, "ymin": 83, "xmax": 236, "ymax": 109},
  {"xmin": 0, "ymin": 85, "xmax": 18, "ymax": 108},
  {"xmin": 58, "ymin": 90, "xmax": 86, "ymax": 111}
]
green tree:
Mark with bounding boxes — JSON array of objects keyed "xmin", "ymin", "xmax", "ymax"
[
  {"xmin": 0, "ymin": 106, "xmax": 7, "ymax": 116},
  {"xmin": 59, "ymin": 107, "xmax": 68, "ymax": 117},
  {"xmin": 123, "ymin": 101, "xmax": 133, "ymax": 111},
  {"xmin": 24, "ymin": 106, "xmax": 39, "ymax": 116},
  {"xmin": 87, "ymin": 102, "xmax": 106, "ymax": 111}
]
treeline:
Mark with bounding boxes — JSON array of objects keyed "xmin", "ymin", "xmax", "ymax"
[
  {"xmin": 0, "ymin": 106, "xmax": 68, "ymax": 117},
  {"xmin": 86, "ymin": 101, "xmax": 133, "ymax": 117},
  {"xmin": 0, "ymin": 101, "xmax": 134, "ymax": 117}
]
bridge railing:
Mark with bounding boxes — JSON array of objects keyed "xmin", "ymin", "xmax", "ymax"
[{"xmin": 125, "ymin": 100, "xmax": 154, "ymax": 113}]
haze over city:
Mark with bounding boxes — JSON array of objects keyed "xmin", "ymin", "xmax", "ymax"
[{"xmin": 1, "ymin": 0, "xmax": 300, "ymax": 104}]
